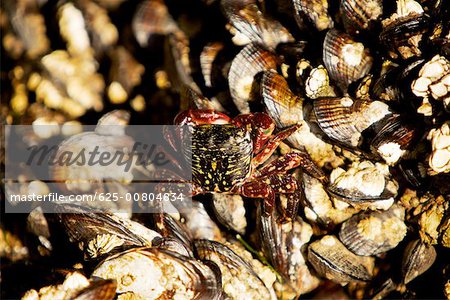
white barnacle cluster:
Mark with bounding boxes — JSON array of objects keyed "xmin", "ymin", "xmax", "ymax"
[
  {"xmin": 427, "ymin": 122, "xmax": 450, "ymax": 174},
  {"xmin": 331, "ymin": 161, "xmax": 391, "ymax": 196},
  {"xmin": 329, "ymin": 160, "xmax": 398, "ymax": 210},
  {"xmin": 22, "ymin": 272, "xmax": 90, "ymax": 300},
  {"xmin": 412, "ymin": 55, "xmax": 450, "ymax": 116},
  {"xmin": 305, "ymin": 65, "xmax": 336, "ymax": 99}
]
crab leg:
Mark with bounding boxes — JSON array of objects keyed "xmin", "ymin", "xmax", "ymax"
[
  {"xmin": 238, "ymin": 181, "xmax": 276, "ymax": 216},
  {"xmin": 251, "ymin": 124, "xmax": 301, "ymax": 167},
  {"xmin": 263, "ymin": 173, "xmax": 301, "ymax": 219},
  {"xmin": 262, "ymin": 173, "xmax": 298, "ymax": 193},
  {"xmin": 253, "ymin": 151, "xmax": 326, "ymax": 183}
]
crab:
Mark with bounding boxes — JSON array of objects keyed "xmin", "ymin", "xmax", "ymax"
[{"xmin": 164, "ymin": 109, "xmax": 325, "ymax": 217}]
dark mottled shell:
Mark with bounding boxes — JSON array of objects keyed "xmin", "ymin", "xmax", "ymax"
[
  {"xmin": 380, "ymin": 15, "xmax": 430, "ymax": 60},
  {"xmin": 402, "ymin": 239, "xmax": 436, "ymax": 284},
  {"xmin": 308, "ymin": 235, "xmax": 374, "ymax": 284},
  {"xmin": 312, "ymin": 97, "xmax": 391, "ymax": 148},
  {"xmin": 192, "ymin": 125, "xmax": 252, "ymax": 192},
  {"xmin": 369, "ymin": 278, "xmax": 397, "ymax": 299},
  {"xmin": 132, "ymin": 0, "xmax": 179, "ymax": 47},
  {"xmin": 328, "ymin": 183, "xmax": 396, "ymax": 203},
  {"xmin": 340, "ymin": 0, "xmax": 383, "ymax": 34},
  {"xmin": 292, "ymin": 0, "xmax": 333, "ymax": 31},
  {"xmin": 229, "ymin": 43, "xmax": 277, "ymax": 113},
  {"xmin": 221, "ymin": 0, "xmax": 293, "ymax": 49},
  {"xmin": 370, "ymin": 114, "xmax": 418, "ymax": 165},
  {"xmin": 372, "ymin": 59, "xmax": 425, "ymax": 103},
  {"xmin": 339, "ymin": 207, "xmax": 406, "ymax": 256},
  {"xmin": 323, "ymin": 29, "xmax": 373, "ymax": 91}
]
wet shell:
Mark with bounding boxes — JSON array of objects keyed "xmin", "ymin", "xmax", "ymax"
[
  {"xmin": 212, "ymin": 194, "xmax": 247, "ymax": 234},
  {"xmin": 402, "ymin": 239, "xmax": 437, "ymax": 284},
  {"xmin": 194, "ymin": 239, "xmax": 276, "ymax": 300},
  {"xmin": 312, "ymin": 97, "xmax": 392, "ymax": 148},
  {"xmin": 328, "ymin": 160, "xmax": 398, "ymax": 204},
  {"xmin": 323, "ymin": 29, "xmax": 373, "ymax": 91},
  {"xmin": 380, "ymin": 14, "xmax": 430, "ymax": 60},
  {"xmin": 369, "ymin": 278, "xmax": 397, "ymax": 299},
  {"xmin": 261, "ymin": 71, "xmax": 343, "ymax": 168},
  {"xmin": 292, "ymin": 0, "xmax": 334, "ymax": 31},
  {"xmin": 340, "ymin": 0, "xmax": 383, "ymax": 34},
  {"xmin": 55, "ymin": 204, "xmax": 160, "ymax": 259},
  {"xmin": 92, "ymin": 247, "xmax": 221, "ymax": 299},
  {"xmin": 261, "ymin": 70, "xmax": 303, "ymax": 129},
  {"xmin": 183, "ymin": 201, "xmax": 224, "ymax": 241},
  {"xmin": 200, "ymin": 42, "xmax": 225, "ymax": 88},
  {"xmin": 370, "ymin": 114, "xmax": 418, "ymax": 165},
  {"xmin": 132, "ymin": 0, "xmax": 180, "ymax": 47},
  {"xmin": 74, "ymin": 279, "xmax": 117, "ymax": 300},
  {"xmin": 372, "ymin": 58, "xmax": 425, "ymax": 103},
  {"xmin": 258, "ymin": 207, "xmax": 320, "ymax": 296},
  {"xmin": 229, "ymin": 43, "xmax": 277, "ymax": 113},
  {"xmin": 339, "ymin": 206, "xmax": 407, "ymax": 256},
  {"xmin": 308, "ymin": 235, "xmax": 375, "ymax": 284},
  {"xmin": 221, "ymin": 0, "xmax": 294, "ymax": 49}
]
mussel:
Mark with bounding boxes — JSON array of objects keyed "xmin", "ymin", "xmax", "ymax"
[
  {"xmin": 323, "ymin": 29, "xmax": 373, "ymax": 91},
  {"xmin": 308, "ymin": 235, "xmax": 375, "ymax": 285}
]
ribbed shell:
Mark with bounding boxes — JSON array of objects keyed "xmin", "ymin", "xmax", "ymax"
[
  {"xmin": 312, "ymin": 97, "xmax": 391, "ymax": 148},
  {"xmin": 293, "ymin": 0, "xmax": 334, "ymax": 31},
  {"xmin": 259, "ymin": 207, "xmax": 319, "ymax": 295},
  {"xmin": 328, "ymin": 184, "xmax": 396, "ymax": 203},
  {"xmin": 308, "ymin": 235, "xmax": 374, "ymax": 284},
  {"xmin": 261, "ymin": 70, "xmax": 303, "ymax": 128},
  {"xmin": 323, "ymin": 29, "xmax": 373, "ymax": 91},
  {"xmin": 228, "ymin": 43, "xmax": 277, "ymax": 113},
  {"xmin": 370, "ymin": 114, "xmax": 417, "ymax": 165},
  {"xmin": 194, "ymin": 239, "xmax": 274, "ymax": 299},
  {"xmin": 55, "ymin": 204, "xmax": 160, "ymax": 258},
  {"xmin": 200, "ymin": 42, "xmax": 224, "ymax": 88},
  {"xmin": 221, "ymin": 0, "xmax": 293, "ymax": 49},
  {"xmin": 402, "ymin": 240, "xmax": 437, "ymax": 284},
  {"xmin": 340, "ymin": 0, "xmax": 383, "ymax": 33},
  {"xmin": 339, "ymin": 208, "xmax": 406, "ymax": 256},
  {"xmin": 380, "ymin": 15, "xmax": 430, "ymax": 60},
  {"xmin": 132, "ymin": 0, "xmax": 179, "ymax": 47}
]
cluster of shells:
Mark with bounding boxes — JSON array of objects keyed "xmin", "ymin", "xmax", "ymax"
[{"xmin": 1, "ymin": 0, "xmax": 450, "ymax": 299}]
